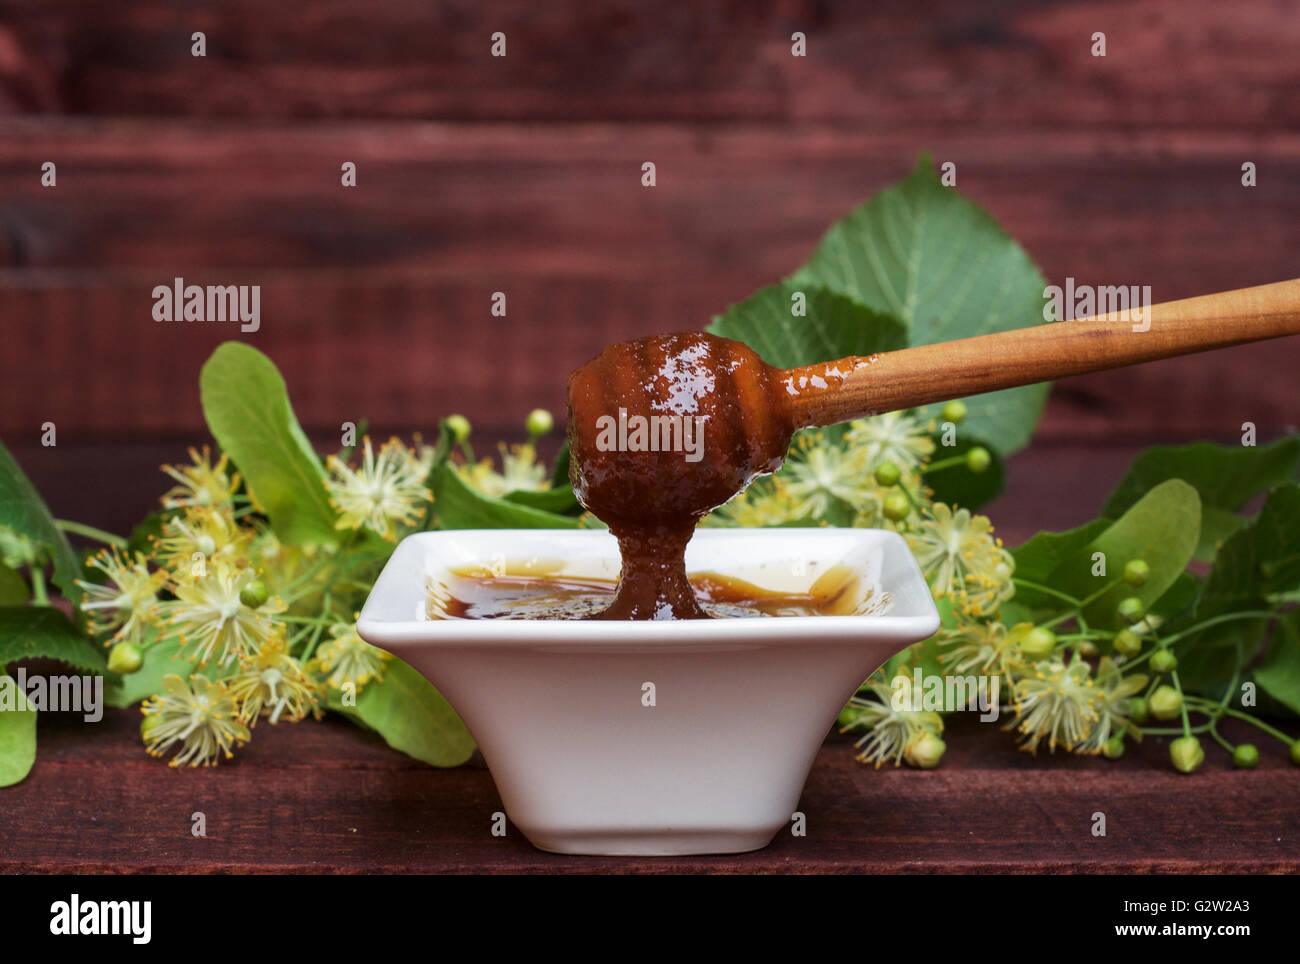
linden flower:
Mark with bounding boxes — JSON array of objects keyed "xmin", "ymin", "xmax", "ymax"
[
  {"xmin": 1075, "ymin": 660, "xmax": 1148, "ymax": 754},
  {"xmin": 152, "ymin": 506, "xmax": 250, "ymax": 574},
  {"xmin": 142, "ymin": 674, "xmax": 250, "ymax": 767},
  {"xmin": 705, "ymin": 480, "xmax": 809, "ymax": 528},
  {"xmin": 845, "ymin": 411, "xmax": 935, "ymax": 471},
  {"xmin": 457, "ymin": 443, "xmax": 549, "ymax": 499},
  {"xmin": 312, "ymin": 622, "xmax": 390, "ymax": 690},
  {"xmin": 906, "ymin": 504, "xmax": 1015, "ymax": 614},
  {"xmin": 1010, "ymin": 658, "xmax": 1104, "ymax": 754},
  {"xmin": 161, "ymin": 560, "xmax": 285, "ymax": 666},
  {"xmin": 776, "ymin": 430, "xmax": 877, "ymax": 520},
  {"xmin": 75, "ymin": 549, "xmax": 166, "ymax": 645},
  {"xmin": 326, "ymin": 437, "xmax": 432, "ymax": 540},
  {"xmin": 161, "ymin": 446, "xmax": 240, "ymax": 510},
  {"xmin": 939, "ymin": 617, "xmax": 1023, "ymax": 680},
  {"xmin": 839, "ymin": 677, "xmax": 945, "ymax": 768},
  {"xmin": 226, "ymin": 633, "xmax": 318, "ymax": 726}
]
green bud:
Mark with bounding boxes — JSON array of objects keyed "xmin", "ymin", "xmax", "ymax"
[
  {"xmin": 1149, "ymin": 649, "xmax": 1177, "ymax": 674},
  {"xmin": 1113, "ymin": 628, "xmax": 1142, "ymax": 658},
  {"xmin": 882, "ymin": 491, "xmax": 911, "ymax": 522},
  {"xmin": 905, "ymin": 731, "xmax": 946, "ymax": 769},
  {"xmin": 1170, "ymin": 735, "xmax": 1205, "ymax": 774},
  {"xmin": 1149, "ymin": 685, "xmax": 1183, "ymax": 720},
  {"xmin": 1077, "ymin": 640, "xmax": 1100, "ymax": 658},
  {"xmin": 940, "ymin": 400, "xmax": 967, "ymax": 425},
  {"xmin": 873, "ymin": 461, "xmax": 901, "ymax": 487},
  {"xmin": 1102, "ymin": 735, "xmax": 1125, "ymax": 760},
  {"xmin": 526, "ymin": 408, "xmax": 554, "ymax": 438},
  {"xmin": 1018, "ymin": 626, "xmax": 1057, "ymax": 660},
  {"xmin": 107, "ymin": 641, "xmax": 143, "ymax": 675},
  {"xmin": 239, "ymin": 579, "xmax": 269, "ymax": 609},
  {"xmin": 965, "ymin": 446, "xmax": 992, "ymax": 474},
  {"xmin": 1232, "ymin": 744, "xmax": 1260, "ymax": 770},
  {"xmin": 445, "ymin": 414, "xmax": 471, "ymax": 443},
  {"xmin": 1117, "ymin": 596, "xmax": 1145, "ymax": 623},
  {"xmin": 1128, "ymin": 696, "xmax": 1149, "ymax": 723},
  {"xmin": 1123, "ymin": 559, "xmax": 1151, "ymax": 587}
]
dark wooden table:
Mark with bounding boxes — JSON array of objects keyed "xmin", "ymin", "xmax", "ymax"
[{"xmin": 4, "ymin": 704, "xmax": 1295, "ymax": 874}]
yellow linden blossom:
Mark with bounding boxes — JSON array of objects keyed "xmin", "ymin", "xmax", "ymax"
[
  {"xmin": 141, "ymin": 673, "xmax": 250, "ymax": 767},
  {"xmin": 226, "ymin": 633, "xmax": 319, "ymax": 726},
  {"xmin": 845, "ymin": 411, "xmax": 935, "ymax": 471},
  {"xmin": 75, "ymin": 549, "xmax": 166, "ymax": 645},
  {"xmin": 326, "ymin": 437, "xmax": 431, "ymax": 540},
  {"xmin": 161, "ymin": 559, "xmax": 285, "ymax": 667},
  {"xmin": 457, "ymin": 443, "xmax": 550, "ymax": 499},
  {"xmin": 1010, "ymin": 658, "xmax": 1103, "ymax": 754},
  {"xmin": 152, "ymin": 505, "xmax": 251, "ymax": 575},
  {"xmin": 311, "ymin": 622, "xmax": 390, "ymax": 690},
  {"xmin": 839, "ymin": 677, "xmax": 945, "ymax": 768},
  {"xmin": 939, "ymin": 617, "xmax": 1024, "ymax": 681},
  {"xmin": 906, "ymin": 503, "xmax": 1016, "ymax": 616},
  {"xmin": 1075, "ymin": 659, "xmax": 1148, "ymax": 754},
  {"xmin": 775, "ymin": 430, "xmax": 877, "ymax": 520},
  {"xmin": 160, "ymin": 446, "xmax": 241, "ymax": 510}
]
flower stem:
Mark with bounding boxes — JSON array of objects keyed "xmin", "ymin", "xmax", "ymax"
[
  {"xmin": 1011, "ymin": 578, "xmax": 1080, "ymax": 607},
  {"xmin": 55, "ymin": 519, "xmax": 127, "ymax": 549},
  {"xmin": 30, "ymin": 567, "xmax": 48, "ymax": 606}
]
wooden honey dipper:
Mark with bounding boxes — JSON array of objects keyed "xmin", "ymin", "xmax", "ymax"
[{"xmin": 566, "ymin": 279, "xmax": 1300, "ymax": 619}]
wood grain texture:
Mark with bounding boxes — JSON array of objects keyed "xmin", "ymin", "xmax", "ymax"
[
  {"xmin": 2, "ymin": 706, "xmax": 1294, "ymax": 873},
  {"xmin": 0, "ymin": 0, "xmax": 1297, "ymax": 127},
  {"xmin": 2, "ymin": 124, "xmax": 1298, "ymax": 441}
]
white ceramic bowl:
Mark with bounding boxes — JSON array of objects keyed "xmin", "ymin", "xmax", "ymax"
[{"xmin": 357, "ymin": 528, "xmax": 939, "ymax": 856}]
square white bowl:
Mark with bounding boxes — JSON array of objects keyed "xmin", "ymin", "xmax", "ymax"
[{"xmin": 357, "ymin": 527, "xmax": 939, "ymax": 856}]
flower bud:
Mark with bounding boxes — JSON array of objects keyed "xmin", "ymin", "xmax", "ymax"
[
  {"xmin": 940, "ymin": 400, "xmax": 967, "ymax": 425},
  {"xmin": 1170, "ymin": 735, "xmax": 1205, "ymax": 774},
  {"xmin": 1117, "ymin": 596, "xmax": 1145, "ymax": 623},
  {"xmin": 873, "ymin": 461, "xmax": 901, "ymax": 487},
  {"xmin": 1113, "ymin": 628, "xmax": 1142, "ymax": 658},
  {"xmin": 526, "ymin": 408, "xmax": 554, "ymax": 438},
  {"xmin": 1102, "ymin": 735, "xmax": 1125, "ymax": 759},
  {"xmin": 882, "ymin": 491, "xmax": 911, "ymax": 522},
  {"xmin": 965, "ymin": 446, "xmax": 991, "ymax": 474},
  {"xmin": 239, "ymin": 579, "xmax": 269, "ymax": 609},
  {"xmin": 1232, "ymin": 744, "xmax": 1260, "ymax": 770},
  {"xmin": 107, "ymin": 641, "xmax": 143, "ymax": 675},
  {"xmin": 905, "ymin": 731, "xmax": 946, "ymax": 769},
  {"xmin": 444, "ymin": 414, "xmax": 471, "ymax": 443},
  {"xmin": 1123, "ymin": 559, "xmax": 1151, "ymax": 587},
  {"xmin": 1128, "ymin": 696, "xmax": 1149, "ymax": 723},
  {"xmin": 1149, "ymin": 685, "xmax": 1183, "ymax": 720},
  {"xmin": 1018, "ymin": 626, "xmax": 1056, "ymax": 660},
  {"xmin": 1150, "ymin": 649, "xmax": 1177, "ymax": 674}
]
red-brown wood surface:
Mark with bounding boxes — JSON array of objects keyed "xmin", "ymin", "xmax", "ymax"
[{"xmin": 2, "ymin": 704, "xmax": 1295, "ymax": 874}]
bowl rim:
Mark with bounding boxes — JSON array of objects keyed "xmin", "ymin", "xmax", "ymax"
[{"xmin": 356, "ymin": 527, "xmax": 941, "ymax": 647}]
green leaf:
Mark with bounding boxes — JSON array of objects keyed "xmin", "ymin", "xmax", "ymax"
[
  {"xmin": 1101, "ymin": 437, "xmax": 1300, "ymax": 560},
  {"xmin": 1045, "ymin": 480, "xmax": 1201, "ymax": 629},
  {"xmin": 924, "ymin": 436, "xmax": 1005, "ymax": 511},
  {"xmin": 341, "ymin": 658, "xmax": 475, "ymax": 767},
  {"xmin": 1010, "ymin": 519, "xmax": 1111, "ymax": 613},
  {"xmin": 791, "ymin": 154, "xmax": 1051, "ymax": 455},
  {"xmin": 0, "ymin": 675, "xmax": 36, "ymax": 787},
  {"xmin": 0, "ymin": 606, "xmax": 107, "ymax": 674},
  {"xmin": 0, "ymin": 564, "xmax": 28, "ymax": 606},
  {"xmin": 0, "ymin": 440, "xmax": 83, "ymax": 601},
  {"xmin": 199, "ymin": 342, "xmax": 338, "ymax": 547},
  {"xmin": 1253, "ymin": 612, "xmax": 1300, "ymax": 717},
  {"xmin": 429, "ymin": 461, "xmax": 582, "ymax": 530},
  {"xmin": 503, "ymin": 485, "xmax": 582, "ymax": 516},
  {"xmin": 707, "ymin": 282, "xmax": 907, "ymax": 369}
]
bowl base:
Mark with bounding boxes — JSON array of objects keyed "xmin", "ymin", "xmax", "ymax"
[{"xmin": 522, "ymin": 826, "xmax": 780, "ymax": 857}]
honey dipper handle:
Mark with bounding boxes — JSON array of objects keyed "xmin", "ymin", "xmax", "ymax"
[{"xmin": 782, "ymin": 279, "xmax": 1300, "ymax": 429}]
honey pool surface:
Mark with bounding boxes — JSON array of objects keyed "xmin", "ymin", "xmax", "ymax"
[{"xmin": 429, "ymin": 563, "xmax": 892, "ymax": 620}]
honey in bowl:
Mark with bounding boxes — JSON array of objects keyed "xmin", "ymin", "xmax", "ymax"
[{"xmin": 429, "ymin": 562, "xmax": 893, "ymax": 621}]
